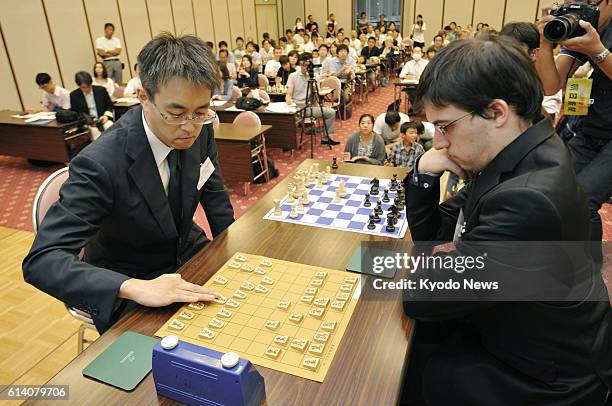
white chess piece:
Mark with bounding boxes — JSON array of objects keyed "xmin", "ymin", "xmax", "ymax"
[
  {"xmin": 289, "ymin": 202, "xmax": 298, "ymax": 218},
  {"xmin": 301, "ymin": 191, "xmax": 310, "ymax": 205},
  {"xmin": 333, "ymin": 189, "xmax": 341, "ymax": 203},
  {"xmin": 273, "ymin": 199, "xmax": 282, "ymax": 216}
]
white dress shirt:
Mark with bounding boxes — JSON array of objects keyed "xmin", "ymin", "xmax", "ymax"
[
  {"xmin": 84, "ymin": 90, "xmax": 98, "ymax": 117},
  {"xmin": 399, "ymin": 59, "xmax": 429, "ymax": 79},
  {"xmin": 142, "ymin": 112, "xmax": 173, "ymax": 195},
  {"xmin": 42, "ymin": 86, "xmax": 70, "ymax": 110},
  {"xmin": 95, "ymin": 36, "xmax": 121, "ymax": 60}
]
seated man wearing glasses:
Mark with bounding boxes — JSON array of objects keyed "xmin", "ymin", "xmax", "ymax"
[
  {"xmin": 23, "ymin": 33, "xmax": 234, "ymax": 333},
  {"xmin": 402, "ymin": 36, "xmax": 611, "ymax": 405}
]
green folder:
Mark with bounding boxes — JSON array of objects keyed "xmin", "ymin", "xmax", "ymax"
[
  {"xmin": 82, "ymin": 331, "xmax": 159, "ymax": 391},
  {"xmin": 346, "ymin": 245, "xmax": 397, "ymax": 279}
]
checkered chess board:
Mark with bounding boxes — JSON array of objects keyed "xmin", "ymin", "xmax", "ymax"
[{"xmin": 263, "ymin": 174, "xmax": 408, "ymax": 238}]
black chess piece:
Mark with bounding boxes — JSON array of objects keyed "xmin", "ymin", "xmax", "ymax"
[
  {"xmin": 375, "ymin": 201, "xmax": 383, "ymax": 216},
  {"xmin": 390, "ymin": 174, "xmax": 398, "ymax": 191},
  {"xmin": 331, "ymin": 156, "xmax": 338, "ymax": 170},
  {"xmin": 372, "ymin": 210, "xmax": 381, "ymax": 222},
  {"xmin": 385, "ymin": 216, "xmax": 396, "ymax": 232},
  {"xmin": 390, "ymin": 204, "xmax": 399, "ymax": 216},
  {"xmin": 382, "ymin": 189, "xmax": 390, "ymax": 203},
  {"xmin": 367, "ymin": 215, "xmax": 376, "ymax": 230},
  {"xmin": 364, "ymin": 193, "xmax": 372, "ymax": 207}
]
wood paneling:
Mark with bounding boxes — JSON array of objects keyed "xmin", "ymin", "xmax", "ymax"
[
  {"xmin": 83, "ymin": 0, "xmax": 130, "ymax": 80},
  {"xmin": 415, "ymin": 0, "xmax": 444, "ymax": 47},
  {"xmin": 193, "ymin": 0, "xmax": 216, "ymax": 44},
  {"xmin": 242, "ymin": 0, "xmax": 258, "ymax": 42},
  {"xmin": 147, "ymin": 0, "xmax": 175, "ymax": 35},
  {"xmin": 0, "ymin": 0, "xmax": 62, "ymax": 109},
  {"xmin": 255, "ymin": 4, "xmax": 279, "ymax": 47},
  {"xmin": 282, "ymin": 0, "xmax": 304, "ymax": 34},
  {"xmin": 304, "ymin": 0, "xmax": 327, "ymax": 34},
  {"xmin": 44, "ymin": 0, "xmax": 95, "ymax": 91},
  {"xmin": 473, "ymin": 0, "xmax": 505, "ymax": 30},
  {"xmin": 443, "ymin": 0, "xmax": 474, "ymax": 28},
  {"xmin": 211, "ymin": 1, "xmax": 232, "ymax": 47},
  {"xmin": 228, "ymin": 0, "xmax": 246, "ymax": 45},
  {"xmin": 328, "ymin": 0, "xmax": 352, "ymax": 33},
  {"xmin": 118, "ymin": 0, "xmax": 151, "ymax": 78},
  {"xmin": 0, "ymin": 29, "xmax": 22, "ymax": 110},
  {"xmin": 504, "ymin": 0, "xmax": 539, "ymax": 25},
  {"xmin": 171, "ymin": 0, "xmax": 196, "ymax": 35}
]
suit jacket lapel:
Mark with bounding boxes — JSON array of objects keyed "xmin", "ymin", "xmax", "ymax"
[{"xmin": 125, "ymin": 108, "xmax": 178, "ymax": 240}]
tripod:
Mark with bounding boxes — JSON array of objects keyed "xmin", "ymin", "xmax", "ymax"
[{"xmin": 300, "ymin": 68, "xmax": 331, "ymax": 158}]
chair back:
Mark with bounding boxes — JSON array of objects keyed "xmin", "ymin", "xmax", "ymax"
[
  {"xmin": 258, "ymin": 74, "xmax": 269, "ymax": 89},
  {"xmin": 32, "ymin": 167, "xmax": 69, "ymax": 233},
  {"xmin": 233, "ymin": 111, "xmax": 261, "ymax": 126},
  {"xmin": 257, "ymin": 90, "xmax": 270, "ymax": 103},
  {"xmin": 321, "ymin": 76, "xmax": 342, "ymax": 104},
  {"xmin": 231, "ymin": 86, "xmax": 242, "ymax": 101}
]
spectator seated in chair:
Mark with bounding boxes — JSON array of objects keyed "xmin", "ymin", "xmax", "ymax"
[{"xmin": 387, "ymin": 121, "xmax": 425, "ymax": 168}]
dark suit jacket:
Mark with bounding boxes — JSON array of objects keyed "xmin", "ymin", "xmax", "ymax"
[
  {"xmin": 23, "ymin": 107, "xmax": 234, "ymax": 330},
  {"xmin": 69, "ymin": 85, "xmax": 114, "ymax": 119},
  {"xmin": 403, "ymin": 118, "xmax": 612, "ymax": 405}
]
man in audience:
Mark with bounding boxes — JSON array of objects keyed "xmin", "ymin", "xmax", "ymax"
[
  {"xmin": 275, "ymin": 55, "xmax": 294, "ymax": 86},
  {"xmin": 286, "ymin": 52, "xmax": 340, "ymax": 145},
  {"xmin": 24, "ymin": 33, "xmax": 234, "ymax": 334},
  {"xmin": 350, "ymin": 30, "xmax": 361, "ymax": 51},
  {"xmin": 32, "ymin": 73, "xmax": 70, "ymax": 112},
  {"xmin": 264, "ymin": 47, "xmax": 283, "ymax": 79},
  {"xmin": 536, "ymin": 0, "xmax": 612, "ymax": 263},
  {"xmin": 233, "ymin": 36, "xmax": 246, "ymax": 61},
  {"xmin": 399, "ymin": 47, "xmax": 428, "ymax": 80},
  {"xmin": 218, "ymin": 49, "xmax": 237, "ymax": 81},
  {"xmin": 432, "ymin": 34, "xmax": 445, "ymax": 52},
  {"xmin": 96, "ymin": 23, "xmax": 123, "ymax": 85},
  {"xmin": 69, "ymin": 71, "xmax": 114, "ymax": 139},
  {"xmin": 500, "ymin": 22, "xmax": 562, "ymax": 122},
  {"xmin": 373, "ymin": 110, "xmax": 410, "ymax": 146},
  {"xmin": 322, "ymin": 44, "xmax": 355, "ymax": 79},
  {"xmin": 123, "ymin": 64, "xmax": 142, "ymax": 98},
  {"xmin": 294, "ymin": 28, "xmax": 305, "ymax": 46},
  {"xmin": 285, "ymin": 29, "xmax": 295, "ymax": 47},
  {"xmin": 216, "ymin": 41, "xmax": 235, "ymax": 65},
  {"xmin": 317, "ymin": 44, "xmax": 330, "ymax": 65},
  {"xmin": 361, "ymin": 36, "xmax": 381, "ymax": 59},
  {"xmin": 402, "ymin": 35, "xmax": 612, "ymax": 406},
  {"xmin": 305, "ymin": 15, "xmax": 318, "ymax": 33}
]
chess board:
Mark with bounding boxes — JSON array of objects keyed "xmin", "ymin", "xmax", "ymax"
[
  {"xmin": 155, "ymin": 253, "xmax": 362, "ymax": 382},
  {"xmin": 263, "ymin": 173, "xmax": 409, "ymax": 238}
]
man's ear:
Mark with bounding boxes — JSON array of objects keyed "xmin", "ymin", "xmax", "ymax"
[
  {"xmin": 136, "ymin": 88, "xmax": 148, "ymax": 104},
  {"xmin": 486, "ymin": 99, "xmax": 510, "ymax": 127}
]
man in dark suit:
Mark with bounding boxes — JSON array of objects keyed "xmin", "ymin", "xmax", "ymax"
[
  {"xmin": 402, "ymin": 36, "xmax": 611, "ymax": 405},
  {"xmin": 23, "ymin": 33, "xmax": 234, "ymax": 333},
  {"xmin": 69, "ymin": 71, "xmax": 114, "ymax": 139}
]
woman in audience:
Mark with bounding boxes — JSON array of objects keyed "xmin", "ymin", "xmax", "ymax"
[
  {"xmin": 342, "ymin": 37, "xmax": 358, "ymax": 59},
  {"xmin": 294, "ymin": 17, "xmax": 303, "ymax": 31},
  {"xmin": 93, "ymin": 62, "xmax": 117, "ymax": 99},
  {"xmin": 213, "ymin": 62, "xmax": 233, "ymax": 101},
  {"xmin": 344, "ymin": 114, "xmax": 386, "ymax": 165},
  {"xmin": 245, "ymin": 41, "xmax": 262, "ymax": 69},
  {"xmin": 379, "ymin": 25, "xmax": 388, "ymax": 46},
  {"xmin": 303, "ymin": 33, "xmax": 314, "ymax": 52},
  {"xmin": 329, "ymin": 43, "xmax": 338, "ymax": 59},
  {"xmin": 326, "ymin": 22, "xmax": 336, "ymax": 39},
  {"xmin": 412, "ymin": 14, "xmax": 426, "ymax": 49},
  {"xmin": 358, "ymin": 12, "xmax": 369, "ymax": 34},
  {"xmin": 425, "ymin": 46, "xmax": 437, "ymax": 61},
  {"xmin": 237, "ymin": 55, "xmax": 259, "ymax": 88},
  {"xmin": 260, "ymin": 39, "xmax": 274, "ymax": 64},
  {"xmin": 287, "ymin": 50, "xmax": 299, "ymax": 70}
]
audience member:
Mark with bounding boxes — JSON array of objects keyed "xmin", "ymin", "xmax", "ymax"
[
  {"xmin": 388, "ymin": 121, "xmax": 425, "ymax": 167},
  {"xmin": 306, "ymin": 15, "xmax": 318, "ymax": 33},
  {"xmin": 358, "ymin": 12, "xmax": 369, "ymax": 34},
  {"xmin": 245, "ymin": 41, "xmax": 262, "ymax": 69},
  {"xmin": 93, "ymin": 62, "xmax": 117, "ymax": 100},
  {"xmin": 123, "ymin": 63, "xmax": 142, "ymax": 97},
  {"xmin": 233, "ymin": 36, "xmax": 246, "ymax": 61},
  {"xmin": 264, "ymin": 47, "xmax": 283, "ymax": 78},
  {"xmin": 32, "ymin": 73, "xmax": 70, "ymax": 112},
  {"xmin": 213, "ymin": 62, "xmax": 233, "ymax": 101},
  {"xmin": 216, "ymin": 40, "xmax": 235, "ymax": 64},
  {"xmin": 95, "ymin": 23, "xmax": 123, "ymax": 84},
  {"xmin": 344, "ymin": 113, "xmax": 386, "ymax": 165},
  {"xmin": 218, "ymin": 49, "xmax": 237, "ymax": 80},
  {"xmin": 373, "ymin": 110, "xmax": 410, "ymax": 144},
  {"xmin": 237, "ymin": 55, "xmax": 259, "ymax": 88},
  {"xmin": 275, "ymin": 55, "xmax": 294, "ymax": 86},
  {"xmin": 70, "ymin": 71, "xmax": 113, "ymax": 140}
]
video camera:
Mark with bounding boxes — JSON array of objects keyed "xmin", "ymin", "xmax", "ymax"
[
  {"xmin": 301, "ymin": 56, "xmax": 321, "ymax": 78},
  {"xmin": 544, "ymin": 1, "xmax": 600, "ymax": 42}
]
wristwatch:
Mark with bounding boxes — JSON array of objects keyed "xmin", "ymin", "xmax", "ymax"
[{"xmin": 592, "ymin": 48, "xmax": 610, "ymax": 65}]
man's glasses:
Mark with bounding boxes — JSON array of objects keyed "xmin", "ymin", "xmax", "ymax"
[
  {"xmin": 434, "ymin": 111, "xmax": 475, "ymax": 136},
  {"xmin": 150, "ymin": 101, "xmax": 216, "ymax": 125}
]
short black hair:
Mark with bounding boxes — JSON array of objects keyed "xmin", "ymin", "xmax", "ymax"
[
  {"xmin": 205, "ymin": 41, "xmax": 214, "ymax": 49},
  {"xmin": 384, "ymin": 111, "xmax": 401, "ymax": 126},
  {"xmin": 75, "ymin": 71, "xmax": 93, "ymax": 86},
  {"xmin": 319, "ymin": 44, "xmax": 329, "ymax": 50},
  {"xmin": 279, "ymin": 55, "xmax": 289, "ymax": 65},
  {"xmin": 337, "ymin": 44, "xmax": 349, "ymax": 53},
  {"xmin": 401, "ymin": 121, "xmax": 425, "ymax": 135},
  {"xmin": 35, "ymin": 73, "xmax": 51, "ymax": 85},
  {"xmin": 219, "ymin": 48, "xmax": 229, "ymax": 56},
  {"xmin": 434, "ymin": 34, "xmax": 444, "ymax": 41},
  {"xmin": 298, "ymin": 52, "xmax": 313, "ymax": 63},
  {"xmin": 236, "ymin": 36, "xmax": 244, "ymax": 42},
  {"xmin": 416, "ymin": 35, "xmax": 544, "ymax": 123},
  {"xmin": 500, "ymin": 22, "xmax": 540, "ymax": 54},
  {"xmin": 279, "ymin": 36, "xmax": 287, "ymax": 42},
  {"xmin": 359, "ymin": 113, "xmax": 375, "ymax": 124},
  {"xmin": 104, "ymin": 23, "xmax": 114, "ymax": 30},
  {"xmin": 218, "ymin": 40, "xmax": 228, "ymax": 48},
  {"xmin": 288, "ymin": 50, "xmax": 299, "ymax": 59},
  {"xmin": 444, "ymin": 26, "xmax": 452, "ymax": 31},
  {"xmin": 286, "ymin": 29, "xmax": 293, "ymax": 35}
]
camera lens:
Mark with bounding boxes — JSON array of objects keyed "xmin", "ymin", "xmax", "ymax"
[{"xmin": 544, "ymin": 13, "xmax": 580, "ymax": 42}]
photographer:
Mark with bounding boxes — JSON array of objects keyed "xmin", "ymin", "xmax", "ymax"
[{"xmin": 535, "ymin": 0, "xmax": 612, "ymax": 261}]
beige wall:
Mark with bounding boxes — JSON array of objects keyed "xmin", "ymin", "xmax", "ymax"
[{"xmin": 0, "ymin": 0, "xmax": 551, "ymax": 110}]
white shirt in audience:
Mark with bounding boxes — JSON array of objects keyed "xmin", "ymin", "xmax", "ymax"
[
  {"xmin": 264, "ymin": 60, "xmax": 281, "ymax": 77},
  {"xmin": 95, "ymin": 78, "xmax": 116, "ymax": 99},
  {"xmin": 399, "ymin": 59, "xmax": 429, "ymax": 79},
  {"xmin": 373, "ymin": 112, "xmax": 410, "ymax": 143},
  {"xmin": 351, "ymin": 39, "xmax": 362, "ymax": 53},
  {"xmin": 84, "ymin": 90, "xmax": 98, "ymax": 117},
  {"xmin": 42, "ymin": 86, "xmax": 70, "ymax": 111},
  {"xmin": 95, "ymin": 36, "xmax": 121, "ymax": 60},
  {"xmin": 303, "ymin": 41, "xmax": 315, "ymax": 53},
  {"xmin": 124, "ymin": 76, "xmax": 142, "ymax": 96}
]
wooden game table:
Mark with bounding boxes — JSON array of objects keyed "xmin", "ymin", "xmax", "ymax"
[{"xmin": 29, "ymin": 160, "xmax": 414, "ymax": 406}]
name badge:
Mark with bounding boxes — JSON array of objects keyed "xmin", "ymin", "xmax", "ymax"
[
  {"xmin": 197, "ymin": 158, "xmax": 215, "ymax": 190},
  {"xmin": 564, "ymin": 78, "xmax": 593, "ymax": 116}
]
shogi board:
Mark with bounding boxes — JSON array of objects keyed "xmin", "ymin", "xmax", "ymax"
[
  {"xmin": 155, "ymin": 253, "xmax": 362, "ymax": 382},
  {"xmin": 263, "ymin": 174, "xmax": 408, "ymax": 238}
]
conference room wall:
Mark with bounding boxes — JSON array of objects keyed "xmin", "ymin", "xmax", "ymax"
[
  {"xmin": 147, "ymin": 0, "xmax": 175, "ymax": 35},
  {"xmin": 118, "ymin": 0, "xmax": 152, "ymax": 80},
  {"xmin": 0, "ymin": 32, "xmax": 21, "ymax": 111}
]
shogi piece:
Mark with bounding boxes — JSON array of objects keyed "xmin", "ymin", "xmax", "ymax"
[
  {"xmin": 308, "ymin": 343, "xmax": 325, "ymax": 355},
  {"xmin": 265, "ymin": 320, "xmax": 280, "ymax": 330},
  {"xmin": 179, "ymin": 310, "xmax": 195, "ymax": 320},
  {"xmin": 188, "ymin": 302, "xmax": 205, "ymax": 311},
  {"xmin": 320, "ymin": 321, "xmax": 336, "ymax": 332},
  {"xmin": 309, "ymin": 307, "xmax": 325, "ymax": 319},
  {"xmin": 313, "ymin": 332, "xmax": 330, "ymax": 343},
  {"xmin": 273, "ymin": 335, "xmax": 289, "ymax": 346},
  {"xmin": 265, "ymin": 347, "xmax": 282, "ymax": 359},
  {"xmin": 208, "ymin": 318, "xmax": 225, "ymax": 329},
  {"xmin": 288, "ymin": 313, "xmax": 304, "ymax": 323},
  {"xmin": 330, "ymin": 300, "xmax": 347, "ymax": 311},
  {"xmin": 169, "ymin": 319, "xmax": 185, "ymax": 331},
  {"xmin": 199, "ymin": 328, "xmax": 216, "ymax": 339},
  {"xmin": 241, "ymin": 281, "xmax": 255, "ymax": 291},
  {"xmin": 302, "ymin": 358, "xmax": 320, "ymax": 370},
  {"xmin": 277, "ymin": 301, "xmax": 291, "ymax": 310},
  {"xmin": 290, "ymin": 338, "xmax": 309, "ymax": 352}
]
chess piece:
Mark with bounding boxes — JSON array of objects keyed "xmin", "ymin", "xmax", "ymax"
[
  {"xmin": 287, "ymin": 187, "xmax": 295, "ymax": 204},
  {"xmin": 273, "ymin": 199, "xmax": 282, "ymax": 216},
  {"xmin": 333, "ymin": 189, "xmax": 342, "ymax": 203},
  {"xmin": 316, "ymin": 176, "xmax": 323, "ymax": 188},
  {"xmin": 331, "ymin": 156, "xmax": 339, "ymax": 170},
  {"xmin": 375, "ymin": 201, "xmax": 383, "ymax": 216},
  {"xmin": 289, "ymin": 202, "xmax": 298, "ymax": 218},
  {"xmin": 338, "ymin": 180, "xmax": 347, "ymax": 197},
  {"xmin": 363, "ymin": 193, "xmax": 371, "ymax": 207},
  {"xmin": 297, "ymin": 198, "xmax": 305, "ymax": 212},
  {"xmin": 370, "ymin": 177, "xmax": 380, "ymax": 195},
  {"xmin": 382, "ymin": 189, "xmax": 390, "ymax": 203},
  {"xmin": 385, "ymin": 216, "xmax": 396, "ymax": 232},
  {"xmin": 390, "ymin": 174, "xmax": 399, "ymax": 191},
  {"xmin": 326, "ymin": 165, "xmax": 331, "ymax": 174},
  {"xmin": 367, "ymin": 215, "xmax": 376, "ymax": 230},
  {"xmin": 372, "ymin": 210, "xmax": 381, "ymax": 223},
  {"xmin": 301, "ymin": 191, "xmax": 310, "ymax": 205}
]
